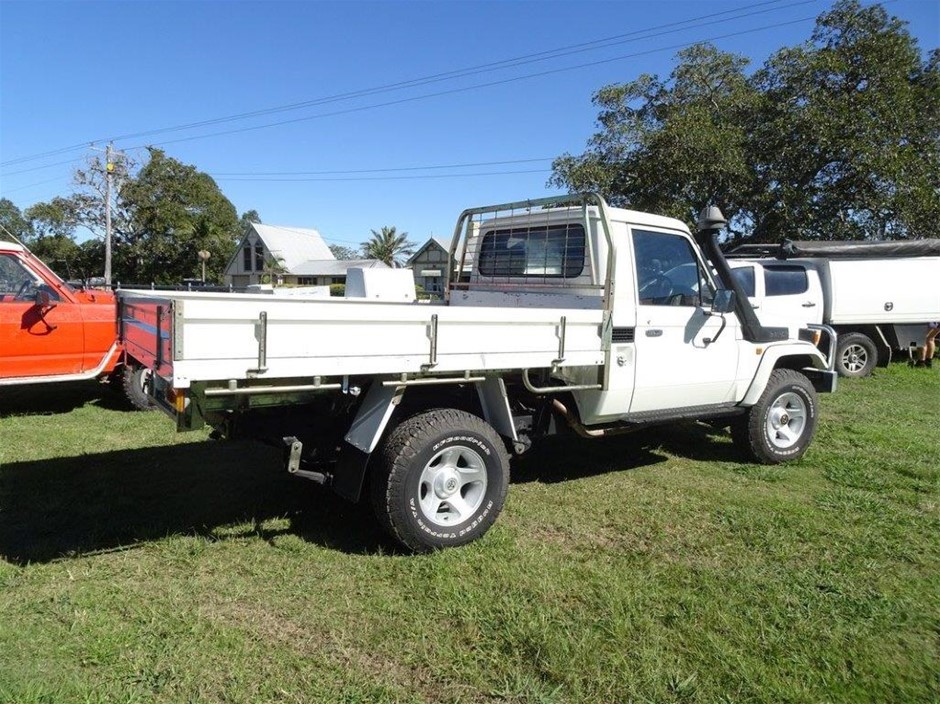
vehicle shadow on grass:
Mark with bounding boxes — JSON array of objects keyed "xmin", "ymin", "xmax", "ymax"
[
  {"xmin": 510, "ymin": 421, "xmax": 742, "ymax": 484},
  {"xmin": 0, "ymin": 423, "xmax": 743, "ymax": 565},
  {"xmin": 0, "ymin": 380, "xmax": 133, "ymax": 417},
  {"xmin": 0, "ymin": 440, "xmax": 388, "ymax": 565}
]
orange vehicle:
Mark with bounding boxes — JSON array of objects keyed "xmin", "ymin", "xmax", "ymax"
[{"xmin": 0, "ymin": 241, "xmax": 151, "ymax": 408}]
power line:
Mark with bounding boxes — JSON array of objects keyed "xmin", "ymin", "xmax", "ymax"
[
  {"xmin": 210, "ymin": 157, "xmax": 553, "ymax": 176},
  {"xmin": 129, "ymin": 13, "xmax": 817, "ymax": 152},
  {"xmin": 0, "ymin": 0, "xmax": 815, "ymax": 168},
  {"xmin": 2, "ymin": 157, "xmax": 89, "ymax": 178},
  {"xmin": 215, "ymin": 168, "xmax": 549, "ymax": 183},
  {"xmin": 102, "ymin": 0, "xmax": 812, "ymax": 143},
  {"xmin": 0, "ymin": 175, "xmax": 73, "ymax": 195}
]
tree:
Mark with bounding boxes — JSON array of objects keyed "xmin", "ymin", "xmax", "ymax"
[
  {"xmin": 0, "ymin": 198, "xmax": 31, "ymax": 243},
  {"xmin": 117, "ymin": 148, "xmax": 240, "ymax": 284},
  {"xmin": 551, "ymin": 44, "xmax": 759, "ymax": 235},
  {"xmin": 749, "ymin": 0, "xmax": 940, "ymax": 240},
  {"xmin": 551, "ymin": 0, "xmax": 939, "ymax": 242},
  {"xmin": 329, "ymin": 243, "xmax": 360, "ymax": 260},
  {"xmin": 238, "ymin": 209, "xmax": 261, "ymax": 240},
  {"xmin": 361, "ymin": 226, "xmax": 416, "ymax": 267},
  {"xmin": 23, "ymin": 198, "xmax": 83, "ymax": 275}
]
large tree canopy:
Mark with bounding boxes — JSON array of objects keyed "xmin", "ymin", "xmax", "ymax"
[
  {"xmin": 118, "ymin": 148, "xmax": 240, "ymax": 284},
  {"xmin": 9, "ymin": 149, "xmax": 245, "ymax": 284},
  {"xmin": 551, "ymin": 0, "xmax": 939, "ymax": 242}
]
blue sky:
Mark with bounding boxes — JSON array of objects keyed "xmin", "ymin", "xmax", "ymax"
[{"xmin": 1, "ymin": 0, "xmax": 937, "ymax": 253}]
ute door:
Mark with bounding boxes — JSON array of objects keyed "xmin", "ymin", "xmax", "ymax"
[
  {"xmin": 758, "ymin": 263, "xmax": 823, "ymax": 326},
  {"xmin": 0, "ymin": 253, "xmax": 84, "ymax": 378},
  {"xmin": 629, "ymin": 228, "xmax": 740, "ymax": 413}
]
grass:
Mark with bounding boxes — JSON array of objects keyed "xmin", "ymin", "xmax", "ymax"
[{"xmin": 0, "ymin": 364, "xmax": 938, "ymax": 703}]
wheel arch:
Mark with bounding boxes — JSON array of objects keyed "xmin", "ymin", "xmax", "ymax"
[
  {"xmin": 333, "ymin": 379, "xmax": 502, "ymax": 504},
  {"xmin": 740, "ymin": 345, "xmax": 827, "ymax": 406}
]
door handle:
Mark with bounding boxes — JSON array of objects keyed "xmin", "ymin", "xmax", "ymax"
[
  {"xmin": 802, "ymin": 302, "xmax": 817, "ymax": 308},
  {"xmin": 645, "ymin": 329, "xmax": 663, "ymax": 337}
]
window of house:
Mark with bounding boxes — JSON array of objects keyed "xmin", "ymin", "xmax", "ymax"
[
  {"xmin": 632, "ymin": 229, "xmax": 714, "ymax": 306},
  {"xmin": 297, "ymin": 277, "xmax": 314, "ymax": 285},
  {"xmin": 254, "ymin": 245, "xmax": 265, "ymax": 272},
  {"xmin": 478, "ymin": 224, "xmax": 585, "ymax": 278},
  {"xmin": 243, "ymin": 245, "xmax": 253, "ymax": 272},
  {"xmin": 331, "ymin": 277, "xmax": 343, "ymax": 285},
  {"xmin": 764, "ymin": 266, "xmax": 808, "ymax": 296}
]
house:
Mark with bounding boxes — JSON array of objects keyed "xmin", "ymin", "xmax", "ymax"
[
  {"xmin": 224, "ymin": 223, "xmax": 388, "ymax": 287},
  {"xmin": 406, "ymin": 237, "xmax": 450, "ymax": 294},
  {"xmin": 290, "ymin": 258, "xmax": 388, "ymax": 285}
]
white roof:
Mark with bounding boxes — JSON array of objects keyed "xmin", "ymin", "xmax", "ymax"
[
  {"xmin": 292, "ymin": 258, "xmax": 389, "ymax": 276},
  {"xmin": 0, "ymin": 241, "xmax": 26, "ymax": 253},
  {"xmin": 249, "ymin": 223, "xmax": 334, "ymax": 271}
]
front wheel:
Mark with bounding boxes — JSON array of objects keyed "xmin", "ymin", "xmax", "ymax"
[
  {"xmin": 370, "ymin": 408, "xmax": 510, "ymax": 552},
  {"xmin": 731, "ymin": 369, "xmax": 819, "ymax": 464},
  {"xmin": 121, "ymin": 364, "xmax": 154, "ymax": 411}
]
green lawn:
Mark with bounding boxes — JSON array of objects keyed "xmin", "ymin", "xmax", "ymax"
[{"xmin": 1, "ymin": 365, "xmax": 938, "ymax": 703}]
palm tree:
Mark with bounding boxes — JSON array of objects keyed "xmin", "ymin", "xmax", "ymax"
[{"xmin": 361, "ymin": 226, "xmax": 416, "ymax": 268}]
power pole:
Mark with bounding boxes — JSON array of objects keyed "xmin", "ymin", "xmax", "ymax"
[
  {"xmin": 104, "ymin": 142, "xmax": 113, "ymax": 286},
  {"xmin": 92, "ymin": 142, "xmax": 123, "ymax": 286}
]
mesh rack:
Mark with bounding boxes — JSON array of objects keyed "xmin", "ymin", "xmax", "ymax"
[{"xmin": 445, "ymin": 193, "xmax": 614, "ymax": 302}]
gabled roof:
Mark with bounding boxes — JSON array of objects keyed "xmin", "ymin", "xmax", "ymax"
[
  {"xmin": 292, "ymin": 259, "xmax": 389, "ymax": 276},
  {"xmin": 406, "ymin": 236, "xmax": 451, "ymax": 265},
  {"xmin": 249, "ymin": 223, "xmax": 334, "ymax": 270}
]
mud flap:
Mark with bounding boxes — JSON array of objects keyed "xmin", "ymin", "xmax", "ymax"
[{"xmin": 332, "ymin": 444, "xmax": 371, "ymax": 502}]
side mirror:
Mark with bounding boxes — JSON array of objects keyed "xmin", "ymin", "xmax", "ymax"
[
  {"xmin": 34, "ymin": 288, "xmax": 52, "ymax": 308},
  {"xmin": 711, "ymin": 289, "xmax": 736, "ymax": 315}
]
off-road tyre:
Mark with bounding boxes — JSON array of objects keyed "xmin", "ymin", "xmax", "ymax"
[
  {"xmin": 370, "ymin": 408, "xmax": 510, "ymax": 553},
  {"xmin": 732, "ymin": 369, "xmax": 818, "ymax": 464},
  {"xmin": 835, "ymin": 332, "xmax": 877, "ymax": 377},
  {"xmin": 122, "ymin": 364, "xmax": 154, "ymax": 411}
]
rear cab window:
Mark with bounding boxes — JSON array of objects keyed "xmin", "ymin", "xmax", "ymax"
[
  {"xmin": 764, "ymin": 266, "xmax": 808, "ymax": 296},
  {"xmin": 477, "ymin": 223, "xmax": 585, "ymax": 279}
]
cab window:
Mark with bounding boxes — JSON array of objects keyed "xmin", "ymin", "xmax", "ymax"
[
  {"xmin": 730, "ymin": 266, "xmax": 756, "ymax": 297},
  {"xmin": 0, "ymin": 255, "xmax": 38, "ymax": 301},
  {"xmin": 632, "ymin": 229, "xmax": 714, "ymax": 306},
  {"xmin": 764, "ymin": 266, "xmax": 808, "ymax": 296},
  {"xmin": 478, "ymin": 224, "xmax": 585, "ymax": 278},
  {"xmin": 0, "ymin": 255, "xmax": 61, "ymax": 303}
]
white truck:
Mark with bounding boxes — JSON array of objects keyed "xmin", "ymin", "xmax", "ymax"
[
  {"xmin": 727, "ymin": 240, "xmax": 940, "ymax": 377},
  {"xmin": 118, "ymin": 194, "xmax": 837, "ymax": 552}
]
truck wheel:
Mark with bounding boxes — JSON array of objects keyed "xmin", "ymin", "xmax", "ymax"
[
  {"xmin": 732, "ymin": 369, "xmax": 818, "ymax": 464},
  {"xmin": 122, "ymin": 364, "xmax": 154, "ymax": 411},
  {"xmin": 835, "ymin": 333, "xmax": 877, "ymax": 377},
  {"xmin": 371, "ymin": 408, "xmax": 510, "ymax": 552}
]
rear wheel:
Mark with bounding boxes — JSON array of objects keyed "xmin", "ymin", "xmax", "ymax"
[
  {"xmin": 370, "ymin": 408, "xmax": 510, "ymax": 552},
  {"xmin": 732, "ymin": 369, "xmax": 818, "ymax": 464},
  {"xmin": 835, "ymin": 333, "xmax": 877, "ymax": 377}
]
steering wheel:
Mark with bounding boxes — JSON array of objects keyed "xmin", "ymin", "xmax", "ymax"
[
  {"xmin": 13, "ymin": 279, "xmax": 35, "ymax": 301},
  {"xmin": 640, "ymin": 274, "xmax": 674, "ymax": 302}
]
